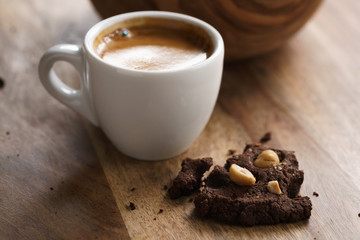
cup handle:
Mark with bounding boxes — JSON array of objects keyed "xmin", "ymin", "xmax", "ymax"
[{"xmin": 38, "ymin": 44, "xmax": 99, "ymax": 126}]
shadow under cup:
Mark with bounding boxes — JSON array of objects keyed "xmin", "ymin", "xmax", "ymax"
[{"xmin": 86, "ymin": 12, "xmax": 224, "ymax": 160}]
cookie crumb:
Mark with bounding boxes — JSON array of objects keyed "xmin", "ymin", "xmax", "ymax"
[
  {"xmin": 54, "ymin": 211, "xmax": 57, "ymax": 215},
  {"xmin": 128, "ymin": 202, "xmax": 136, "ymax": 211},
  {"xmin": 259, "ymin": 132, "xmax": 271, "ymax": 144},
  {"xmin": 313, "ymin": 192, "xmax": 319, "ymax": 197},
  {"xmin": 130, "ymin": 187, "xmax": 136, "ymax": 192},
  {"xmin": 188, "ymin": 198, "xmax": 193, "ymax": 203},
  {"xmin": 16, "ymin": 154, "xmax": 20, "ymax": 157},
  {"xmin": 50, "ymin": 187, "xmax": 54, "ymax": 191},
  {"xmin": 163, "ymin": 185, "xmax": 168, "ymax": 190},
  {"xmin": 158, "ymin": 209, "xmax": 163, "ymax": 214},
  {"xmin": 0, "ymin": 77, "xmax": 4, "ymax": 89},
  {"xmin": 227, "ymin": 149, "xmax": 236, "ymax": 155},
  {"xmin": 6, "ymin": 131, "xmax": 10, "ymax": 135}
]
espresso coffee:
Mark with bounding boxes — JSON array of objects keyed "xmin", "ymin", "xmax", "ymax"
[{"xmin": 94, "ymin": 18, "xmax": 213, "ymax": 71}]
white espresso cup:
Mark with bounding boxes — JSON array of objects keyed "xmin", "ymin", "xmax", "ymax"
[{"xmin": 38, "ymin": 11, "xmax": 224, "ymax": 160}]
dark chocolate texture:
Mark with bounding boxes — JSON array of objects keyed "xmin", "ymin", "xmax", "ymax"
[
  {"xmin": 259, "ymin": 132, "xmax": 272, "ymax": 144},
  {"xmin": 194, "ymin": 144, "xmax": 312, "ymax": 226},
  {"xmin": 0, "ymin": 77, "xmax": 4, "ymax": 89},
  {"xmin": 168, "ymin": 157, "xmax": 213, "ymax": 199},
  {"xmin": 128, "ymin": 202, "xmax": 136, "ymax": 211}
]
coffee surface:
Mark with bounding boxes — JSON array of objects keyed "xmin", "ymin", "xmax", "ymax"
[{"xmin": 95, "ymin": 19, "xmax": 211, "ymax": 71}]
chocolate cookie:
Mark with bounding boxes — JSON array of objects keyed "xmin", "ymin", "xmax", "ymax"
[
  {"xmin": 168, "ymin": 157, "xmax": 213, "ymax": 199},
  {"xmin": 194, "ymin": 144, "xmax": 312, "ymax": 225}
]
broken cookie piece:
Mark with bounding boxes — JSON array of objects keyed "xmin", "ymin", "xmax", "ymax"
[
  {"xmin": 168, "ymin": 157, "xmax": 213, "ymax": 199},
  {"xmin": 194, "ymin": 144, "xmax": 312, "ymax": 226}
]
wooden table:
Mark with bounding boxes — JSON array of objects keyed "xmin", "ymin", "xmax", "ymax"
[{"xmin": 1, "ymin": 0, "xmax": 359, "ymax": 239}]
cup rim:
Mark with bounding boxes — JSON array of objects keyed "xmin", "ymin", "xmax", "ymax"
[{"xmin": 84, "ymin": 11, "xmax": 224, "ymax": 74}]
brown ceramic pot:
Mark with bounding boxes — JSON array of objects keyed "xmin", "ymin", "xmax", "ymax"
[{"xmin": 90, "ymin": 0, "xmax": 322, "ymax": 60}]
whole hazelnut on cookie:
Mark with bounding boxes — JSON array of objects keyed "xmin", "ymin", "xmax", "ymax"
[
  {"xmin": 229, "ymin": 164, "xmax": 256, "ymax": 186},
  {"xmin": 254, "ymin": 150, "xmax": 280, "ymax": 168}
]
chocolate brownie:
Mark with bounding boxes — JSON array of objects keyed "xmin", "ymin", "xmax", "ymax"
[
  {"xmin": 194, "ymin": 144, "xmax": 312, "ymax": 226},
  {"xmin": 168, "ymin": 157, "xmax": 213, "ymax": 199}
]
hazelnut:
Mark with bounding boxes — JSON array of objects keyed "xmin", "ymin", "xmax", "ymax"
[
  {"xmin": 229, "ymin": 164, "xmax": 256, "ymax": 186},
  {"xmin": 267, "ymin": 180, "xmax": 282, "ymax": 195},
  {"xmin": 254, "ymin": 150, "xmax": 280, "ymax": 168}
]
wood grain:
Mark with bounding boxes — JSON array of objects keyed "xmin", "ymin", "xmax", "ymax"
[
  {"xmin": 87, "ymin": 0, "xmax": 360, "ymax": 239},
  {"xmin": 90, "ymin": 0, "xmax": 323, "ymax": 60},
  {"xmin": 0, "ymin": 0, "xmax": 129, "ymax": 239},
  {"xmin": 1, "ymin": 0, "xmax": 360, "ymax": 239}
]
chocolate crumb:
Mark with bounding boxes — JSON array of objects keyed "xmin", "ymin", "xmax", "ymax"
[
  {"xmin": 54, "ymin": 211, "xmax": 57, "ymax": 215},
  {"xmin": 153, "ymin": 217, "xmax": 157, "ymax": 220},
  {"xmin": 130, "ymin": 187, "xmax": 135, "ymax": 192},
  {"xmin": 163, "ymin": 185, "xmax": 168, "ymax": 190},
  {"xmin": 358, "ymin": 213, "xmax": 360, "ymax": 217},
  {"xmin": 6, "ymin": 131, "xmax": 10, "ymax": 135},
  {"xmin": 188, "ymin": 198, "xmax": 193, "ymax": 203},
  {"xmin": 158, "ymin": 209, "xmax": 163, "ymax": 214},
  {"xmin": 128, "ymin": 202, "xmax": 136, "ymax": 210},
  {"xmin": 227, "ymin": 149, "xmax": 236, "ymax": 155},
  {"xmin": 50, "ymin": 187, "xmax": 54, "ymax": 191},
  {"xmin": 16, "ymin": 154, "xmax": 20, "ymax": 157},
  {"xmin": 259, "ymin": 132, "xmax": 271, "ymax": 144},
  {"xmin": 0, "ymin": 77, "xmax": 4, "ymax": 89},
  {"xmin": 313, "ymin": 192, "xmax": 319, "ymax": 197},
  {"xmin": 61, "ymin": 181, "xmax": 64, "ymax": 184}
]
